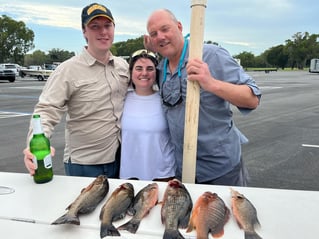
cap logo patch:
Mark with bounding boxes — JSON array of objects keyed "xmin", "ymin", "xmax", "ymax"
[{"xmin": 87, "ymin": 4, "xmax": 107, "ymax": 15}]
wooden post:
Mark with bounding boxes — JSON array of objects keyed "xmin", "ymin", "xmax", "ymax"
[{"xmin": 182, "ymin": 0, "xmax": 207, "ymax": 183}]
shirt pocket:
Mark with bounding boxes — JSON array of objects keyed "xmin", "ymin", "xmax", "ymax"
[
  {"xmin": 73, "ymin": 77, "xmax": 105, "ymax": 101},
  {"xmin": 111, "ymin": 70, "xmax": 129, "ymax": 97}
]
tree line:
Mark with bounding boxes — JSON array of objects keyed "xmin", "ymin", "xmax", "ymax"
[
  {"xmin": 234, "ymin": 32, "xmax": 319, "ymax": 69},
  {"xmin": 1, "ymin": 15, "xmax": 318, "ymax": 69}
]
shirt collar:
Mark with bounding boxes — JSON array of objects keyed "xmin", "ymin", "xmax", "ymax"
[{"xmin": 82, "ymin": 47, "xmax": 114, "ymax": 66}]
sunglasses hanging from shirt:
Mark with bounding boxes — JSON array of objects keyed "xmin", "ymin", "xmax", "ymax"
[{"xmin": 161, "ymin": 33, "xmax": 190, "ymax": 107}]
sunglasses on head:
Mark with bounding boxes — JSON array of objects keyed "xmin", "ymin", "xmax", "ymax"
[{"xmin": 131, "ymin": 49, "xmax": 157, "ymax": 59}]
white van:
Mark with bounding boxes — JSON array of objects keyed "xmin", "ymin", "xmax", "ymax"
[{"xmin": 309, "ymin": 59, "xmax": 319, "ymax": 73}]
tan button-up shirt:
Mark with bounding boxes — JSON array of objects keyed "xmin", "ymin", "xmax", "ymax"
[{"xmin": 27, "ymin": 48, "xmax": 129, "ymax": 164}]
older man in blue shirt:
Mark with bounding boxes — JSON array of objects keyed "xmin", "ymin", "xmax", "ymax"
[{"xmin": 145, "ymin": 9, "xmax": 261, "ymax": 186}]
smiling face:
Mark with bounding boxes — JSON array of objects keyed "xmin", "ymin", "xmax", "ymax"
[
  {"xmin": 83, "ymin": 16, "xmax": 114, "ymax": 53},
  {"xmin": 131, "ymin": 57, "xmax": 157, "ymax": 96},
  {"xmin": 147, "ymin": 9, "xmax": 184, "ymax": 62}
]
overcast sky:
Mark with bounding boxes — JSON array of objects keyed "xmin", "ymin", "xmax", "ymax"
[{"xmin": 0, "ymin": 0, "xmax": 317, "ymax": 56}]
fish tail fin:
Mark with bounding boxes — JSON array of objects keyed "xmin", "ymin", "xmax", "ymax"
[
  {"xmin": 163, "ymin": 229, "xmax": 184, "ymax": 239},
  {"xmin": 100, "ymin": 223, "xmax": 120, "ymax": 238},
  {"xmin": 117, "ymin": 218, "xmax": 141, "ymax": 234},
  {"xmin": 245, "ymin": 231, "xmax": 262, "ymax": 239},
  {"xmin": 51, "ymin": 213, "xmax": 80, "ymax": 225},
  {"xmin": 212, "ymin": 228, "xmax": 225, "ymax": 238},
  {"xmin": 186, "ymin": 223, "xmax": 194, "ymax": 233}
]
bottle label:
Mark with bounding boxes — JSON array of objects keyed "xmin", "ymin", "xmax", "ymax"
[
  {"xmin": 32, "ymin": 155, "xmax": 52, "ymax": 169},
  {"xmin": 43, "ymin": 155, "xmax": 52, "ymax": 169}
]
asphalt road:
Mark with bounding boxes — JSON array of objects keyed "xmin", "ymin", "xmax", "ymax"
[{"xmin": 1, "ymin": 71, "xmax": 318, "ymax": 191}]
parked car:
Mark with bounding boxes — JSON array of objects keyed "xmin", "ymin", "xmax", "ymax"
[
  {"xmin": 0, "ymin": 65, "xmax": 16, "ymax": 82},
  {"xmin": 0, "ymin": 63, "xmax": 20, "ymax": 76}
]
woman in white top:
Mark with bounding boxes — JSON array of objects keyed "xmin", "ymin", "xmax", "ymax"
[{"xmin": 120, "ymin": 49, "xmax": 176, "ymax": 181}]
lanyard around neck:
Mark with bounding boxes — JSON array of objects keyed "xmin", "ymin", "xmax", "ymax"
[{"xmin": 162, "ymin": 33, "xmax": 190, "ymax": 83}]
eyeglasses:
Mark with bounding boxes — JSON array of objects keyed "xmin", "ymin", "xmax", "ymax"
[{"xmin": 161, "ymin": 75, "xmax": 183, "ymax": 107}]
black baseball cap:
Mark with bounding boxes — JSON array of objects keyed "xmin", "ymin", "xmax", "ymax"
[{"xmin": 81, "ymin": 3, "xmax": 114, "ymax": 26}]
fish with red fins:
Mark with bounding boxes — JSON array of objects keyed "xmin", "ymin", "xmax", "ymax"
[
  {"xmin": 118, "ymin": 182, "xmax": 159, "ymax": 233},
  {"xmin": 187, "ymin": 191, "xmax": 230, "ymax": 239}
]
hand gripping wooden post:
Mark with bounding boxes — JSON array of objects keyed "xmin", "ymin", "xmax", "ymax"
[{"xmin": 182, "ymin": 0, "xmax": 207, "ymax": 183}]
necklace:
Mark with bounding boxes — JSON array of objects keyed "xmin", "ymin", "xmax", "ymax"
[{"xmin": 162, "ymin": 33, "xmax": 190, "ymax": 83}]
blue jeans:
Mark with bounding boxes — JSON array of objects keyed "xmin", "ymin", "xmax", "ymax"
[{"xmin": 64, "ymin": 147, "xmax": 121, "ymax": 178}]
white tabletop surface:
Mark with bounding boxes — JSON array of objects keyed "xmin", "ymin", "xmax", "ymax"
[
  {"xmin": 0, "ymin": 218, "xmax": 101, "ymax": 239},
  {"xmin": 0, "ymin": 172, "xmax": 318, "ymax": 239}
]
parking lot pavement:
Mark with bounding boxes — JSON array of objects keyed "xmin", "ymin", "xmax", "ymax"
[{"xmin": 1, "ymin": 71, "xmax": 319, "ymax": 191}]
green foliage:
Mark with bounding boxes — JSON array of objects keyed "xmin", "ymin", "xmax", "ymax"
[
  {"xmin": 112, "ymin": 36, "xmax": 144, "ymax": 57},
  {"xmin": 285, "ymin": 32, "xmax": 319, "ymax": 69},
  {"xmin": 47, "ymin": 48, "xmax": 75, "ymax": 63},
  {"xmin": 253, "ymin": 54, "xmax": 268, "ymax": 68},
  {"xmin": 233, "ymin": 32, "xmax": 319, "ymax": 69},
  {"xmin": 234, "ymin": 51, "xmax": 255, "ymax": 67},
  {"xmin": 24, "ymin": 50, "xmax": 47, "ymax": 66},
  {"xmin": 24, "ymin": 49, "xmax": 75, "ymax": 66},
  {"xmin": 265, "ymin": 45, "xmax": 289, "ymax": 69},
  {"xmin": 0, "ymin": 15, "xmax": 34, "ymax": 64}
]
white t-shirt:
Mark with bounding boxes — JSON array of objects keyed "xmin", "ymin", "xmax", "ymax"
[{"xmin": 120, "ymin": 91, "xmax": 176, "ymax": 180}]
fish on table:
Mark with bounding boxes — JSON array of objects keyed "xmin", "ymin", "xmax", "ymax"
[
  {"xmin": 161, "ymin": 179, "xmax": 193, "ymax": 239},
  {"xmin": 230, "ymin": 188, "xmax": 262, "ymax": 239},
  {"xmin": 99, "ymin": 182, "xmax": 134, "ymax": 238},
  {"xmin": 51, "ymin": 175, "xmax": 109, "ymax": 225},
  {"xmin": 186, "ymin": 191, "xmax": 230, "ymax": 239},
  {"xmin": 118, "ymin": 182, "xmax": 159, "ymax": 233}
]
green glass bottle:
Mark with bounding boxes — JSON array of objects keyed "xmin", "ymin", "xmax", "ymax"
[{"xmin": 30, "ymin": 114, "xmax": 53, "ymax": 183}]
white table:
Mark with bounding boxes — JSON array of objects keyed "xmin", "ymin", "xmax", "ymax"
[
  {"xmin": 0, "ymin": 218, "xmax": 101, "ymax": 239},
  {"xmin": 0, "ymin": 172, "xmax": 318, "ymax": 238}
]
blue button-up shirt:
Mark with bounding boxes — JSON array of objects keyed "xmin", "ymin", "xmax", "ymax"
[{"xmin": 158, "ymin": 42, "xmax": 261, "ymax": 183}]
